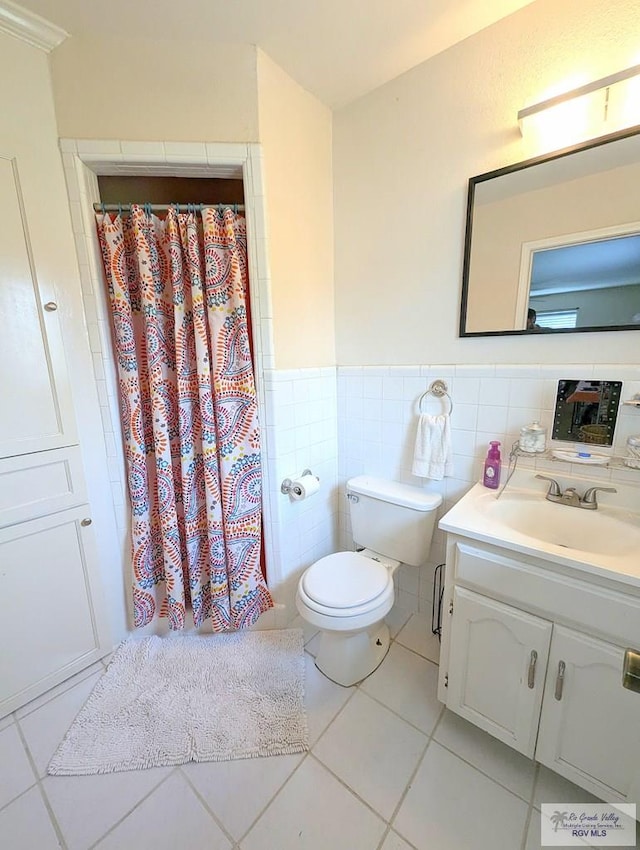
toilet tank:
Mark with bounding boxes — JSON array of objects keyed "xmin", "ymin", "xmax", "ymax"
[{"xmin": 346, "ymin": 476, "xmax": 442, "ymax": 566}]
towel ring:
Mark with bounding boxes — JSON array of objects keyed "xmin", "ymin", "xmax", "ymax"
[{"xmin": 418, "ymin": 379, "xmax": 453, "ymax": 415}]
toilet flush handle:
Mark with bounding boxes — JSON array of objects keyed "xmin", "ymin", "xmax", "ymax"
[{"xmin": 347, "ymin": 493, "xmax": 359, "ymax": 503}]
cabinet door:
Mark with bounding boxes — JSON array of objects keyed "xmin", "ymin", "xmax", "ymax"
[
  {"xmin": 537, "ymin": 626, "xmax": 640, "ymax": 804},
  {"xmin": 0, "ymin": 506, "xmax": 110, "ymax": 717},
  {"xmin": 447, "ymin": 587, "xmax": 552, "ymax": 757},
  {"xmin": 0, "ymin": 155, "xmax": 77, "ymax": 458}
]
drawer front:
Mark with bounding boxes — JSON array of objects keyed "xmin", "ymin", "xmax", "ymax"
[
  {"xmin": 0, "ymin": 446, "xmax": 87, "ymax": 527},
  {"xmin": 454, "ymin": 541, "xmax": 640, "ymax": 648}
]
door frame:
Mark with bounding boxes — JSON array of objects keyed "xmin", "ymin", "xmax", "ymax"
[{"xmin": 59, "ymin": 139, "xmax": 281, "ymax": 636}]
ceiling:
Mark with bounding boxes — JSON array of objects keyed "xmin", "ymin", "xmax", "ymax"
[
  {"xmin": 531, "ymin": 234, "xmax": 640, "ymax": 294},
  {"xmin": 17, "ymin": 0, "xmax": 536, "ymax": 108}
]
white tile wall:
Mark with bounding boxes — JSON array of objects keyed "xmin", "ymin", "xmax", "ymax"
[
  {"xmin": 337, "ymin": 363, "xmax": 640, "ymax": 615},
  {"xmin": 262, "ymin": 368, "xmax": 340, "ymax": 616}
]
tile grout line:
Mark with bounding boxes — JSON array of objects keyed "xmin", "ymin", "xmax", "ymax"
[
  {"xmin": 85, "ymin": 768, "xmax": 178, "ymax": 849},
  {"xmin": 14, "ymin": 716, "xmax": 68, "ymax": 850},
  {"xmin": 521, "ymin": 762, "xmax": 542, "ymax": 850},
  {"xmin": 376, "ymin": 705, "xmax": 447, "ymax": 850},
  {"xmin": 306, "ymin": 751, "xmax": 392, "ymax": 829},
  {"xmin": 235, "ymin": 656, "xmax": 361, "ymax": 844},
  {"xmin": 429, "ymin": 736, "xmax": 536, "ymax": 806},
  {"xmin": 357, "ymin": 684, "xmax": 439, "ymax": 739},
  {"xmin": 235, "ymin": 752, "xmax": 311, "ymax": 845},
  {"xmin": 175, "ymin": 767, "xmax": 238, "ymax": 848}
]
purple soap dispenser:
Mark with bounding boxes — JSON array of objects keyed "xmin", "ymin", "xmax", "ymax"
[{"xmin": 483, "ymin": 441, "xmax": 501, "ymax": 489}]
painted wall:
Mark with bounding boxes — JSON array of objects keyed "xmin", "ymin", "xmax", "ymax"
[
  {"xmin": 257, "ymin": 51, "xmax": 335, "ymax": 368},
  {"xmin": 333, "ymin": 0, "xmax": 640, "ymax": 365},
  {"xmin": 49, "ymin": 37, "xmax": 260, "ymax": 142}
]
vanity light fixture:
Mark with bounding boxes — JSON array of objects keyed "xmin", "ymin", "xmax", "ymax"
[{"xmin": 518, "ymin": 64, "xmax": 640, "ymax": 148}]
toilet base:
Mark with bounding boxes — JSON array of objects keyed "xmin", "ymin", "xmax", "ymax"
[{"xmin": 314, "ymin": 621, "xmax": 390, "ymax": 687}]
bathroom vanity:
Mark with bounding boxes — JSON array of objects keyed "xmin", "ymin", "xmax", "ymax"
[{"xmin": 437, "ymin": 473, "xmax": 640, "ymax": 806}]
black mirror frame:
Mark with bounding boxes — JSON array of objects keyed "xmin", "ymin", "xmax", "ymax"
[{"xmin": 459, "ymin": 123, "xmax": 640, "ymax": 338}]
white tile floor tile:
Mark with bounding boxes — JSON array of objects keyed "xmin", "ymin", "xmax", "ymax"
[
  {"xmin": 381, "ymin": 830, "xmax": 417, "ymax": 850},
  {"xmin": 360, "ymin": 643, "xmax": 442, "ymax": 734},
  {"xmin": 305, "ymin": 631, "xmax": 321, "ymax": 657},
  {"xmin": 395, "ymin": 613, "xmax": 441, "ymax": 663},
  {"xmin": 533, "ymin": 765, "xmax": 601, "ymax": 809},
  {"xmin": 434, "ymin": 709, "xmax": 536, "ymax": 801},
  {"xmin": 43, "ymin": 765, "xmax": 171, "ymax": 849},
  {"xmin": 0, "ymin": 786, "xmax": 62, "ymax": 849},
  {"xmin": 19, "ymin": 671, "xmax": 103, "ymax": 777},
  {"xmin": 385, "ymin": 605, "xmax": 412, "ymax": 638},
  {"xmin": 394, "ymin": 741, "xmax": 529, "ymax": 850},
  {"xmin": 313, "ymin": 690, "xmax": 427, "ymax": 820},
  {"xmin": 240, "ymin": 756, "xmax": 386, "ymax": 850},
  {"xmin": 304, "ymin": 652, "xmax": 355, "ymax": 745},
  {"xmin": 1, "ymin": 632, "xmax": 629, "ymax": 850},
  {"xmin": 95, "ymin": 771, "xmax": 231, "ymax": 850},
  {"xmin": 0, "ymin": 723, "xmax": 36, "ymax": 809},
  {"xmin": 183, "ymin": 753, "xmax": 303, "ymax": 841}
]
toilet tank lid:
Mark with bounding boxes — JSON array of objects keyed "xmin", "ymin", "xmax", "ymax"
[{"xmin": 346, "ymin": 476, "xmax": 442, "ymax": 512}]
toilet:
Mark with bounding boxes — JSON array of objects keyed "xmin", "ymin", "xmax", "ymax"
[{"xmin": 296, "ymin": 475, "xmax": 442, "ymax": 686}]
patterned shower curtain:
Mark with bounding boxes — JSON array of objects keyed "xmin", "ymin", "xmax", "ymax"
[{"xmin": 96, "ymin": 205, "xmax": 273, "ymax": 631}]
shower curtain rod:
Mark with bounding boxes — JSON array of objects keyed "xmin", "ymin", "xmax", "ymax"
[{"xmin": 93, "ymin": 202, "xmax": 245, "ymax": 213}]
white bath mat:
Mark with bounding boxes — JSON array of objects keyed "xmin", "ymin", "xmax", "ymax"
[{"xmin": 48, "ymin": 629, "xmax": 308, "ymax": 775}]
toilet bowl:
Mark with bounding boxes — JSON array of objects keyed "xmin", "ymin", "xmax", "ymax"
[
  {"xmin": 296, "ymin": 476, "xmax": 442, "ymax": 687},
  {"xmin": 296, "ymin": 549, "xmax": 399, "ymax": 686}
]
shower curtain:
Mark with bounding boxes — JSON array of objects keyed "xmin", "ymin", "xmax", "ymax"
[{"xmin": 96, "ymin": 205, "xmax": 273, "ymax": 631}]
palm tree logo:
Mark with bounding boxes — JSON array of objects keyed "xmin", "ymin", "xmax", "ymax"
[{"xmin": 550, "ymin": 811, "xmax": 569, "ymax": 832}]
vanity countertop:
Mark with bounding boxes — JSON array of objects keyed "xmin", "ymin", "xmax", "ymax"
[{"xmin": 439, "ymin": 480, "xmax": 640, "ymax": 591}]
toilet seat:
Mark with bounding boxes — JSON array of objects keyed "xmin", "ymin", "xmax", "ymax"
[{"xmin": 300, "ymin": 551, "xmax": 392, "ymax": 616}]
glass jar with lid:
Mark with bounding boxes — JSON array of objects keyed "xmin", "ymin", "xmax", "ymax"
[
  {"xmin": 519, "ymin": 421, "xmax": 547, "ymax": 453},
  {"xmin": 625, "ymin": 435, "xmax": 640, "ymax": 469}
]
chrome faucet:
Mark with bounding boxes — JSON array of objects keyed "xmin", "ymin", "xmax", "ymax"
[{"xmin": 535, "ymin": 474, "xmax": 617, "ymax": 510}]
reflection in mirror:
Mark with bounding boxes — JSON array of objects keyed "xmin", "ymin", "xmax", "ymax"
[
  {"xmin": 460, "ymin": 127, "xmax": 640, "ymax": 336},
  {"xmin": 525, "ymin": 229, "xmax": 640, "ymax": 330},
  {"xmin": 552, "ymin": 380, "xmax": 622, "ymax": 446}
]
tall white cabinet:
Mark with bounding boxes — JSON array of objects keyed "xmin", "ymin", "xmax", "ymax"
[{"xmin": 0, "ymin": 18, "xmax": 112, "ymax": 717}]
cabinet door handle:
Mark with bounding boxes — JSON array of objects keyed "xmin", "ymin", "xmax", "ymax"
[
  {"xmin": 554, "ymin": 660, "xmax": 566, "ymax": 700},
  {"xmin": 80, "ymin": 518, "xmax": 92, "ymax": 527},
  {"xmin": 44, "ymin": 301, "xmax": 58, "ymax": 311},
  {"xmin": 527, "ymin": 650, "xmax": 538, "ymax": 688}
]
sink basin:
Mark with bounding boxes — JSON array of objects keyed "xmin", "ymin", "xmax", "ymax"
[{"xmin": 483, "ymin": 491, "xmax": 640, "ymax": 557}]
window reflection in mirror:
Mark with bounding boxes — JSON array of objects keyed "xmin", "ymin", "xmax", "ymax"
[
  {"xmin": 460, "ymin": 127, "xmax": 640, "ymax": 336},
  {"xmin": 552, "ymin": 380, "xmax": 622, "ymax": 446},
  {"xmin": 524, "ymin": 230, "xmax": 640, "ymax": 331}
]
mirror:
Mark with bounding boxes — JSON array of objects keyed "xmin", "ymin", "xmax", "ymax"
[
  {"xmin": 460, "ymin": 127, "xmax": 640, "ymax": 336},
  {"xmin": 552, "ymin": 380, "xmax": 622, "ymax": 446}
]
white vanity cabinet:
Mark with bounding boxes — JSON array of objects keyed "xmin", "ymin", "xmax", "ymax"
[
  {"xmin": 446, "ymin": 587, "xmax": 551, "ymax": 758},
  {"xmin": 439, "ymin": 537, "xmax": 640, "ymax": 806},
  {"xmin": 537, "ymin": 626, "xmax": 640, "ymax": 802}
]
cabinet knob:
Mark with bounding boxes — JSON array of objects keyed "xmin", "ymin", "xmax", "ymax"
[
  {"xmin": 554, "ymin": 660, "xmax": 566, "ymax": 700},
  {"xmin": 527, "ymin": 650, "xmax": 538, "ymax": 689},
  {"xmin": 80, "ymin": 518, "xmax": 92, "ymax": 527},
  {"xmin": 44, "ymin": 302, "xmax": 58, "ymax": 311}
]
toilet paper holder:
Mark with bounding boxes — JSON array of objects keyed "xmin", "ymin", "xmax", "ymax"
[{"xmin": 281, "ymin": 469, "xmax": 315, "ymax": 495}]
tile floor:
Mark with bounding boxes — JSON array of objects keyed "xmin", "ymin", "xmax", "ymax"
[{"xmin": 0, "ymin": 608, "xmax": 633, "ymax": 850}]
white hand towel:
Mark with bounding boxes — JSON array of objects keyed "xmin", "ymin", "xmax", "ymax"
[{"xmin": 412, "ymin": 413, "xmax": 453, "ymax": 480}]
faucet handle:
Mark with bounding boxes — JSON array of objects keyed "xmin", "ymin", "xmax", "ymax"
[
  {"xmin": 535, "ymin": 474, "xmax": 562, "ymax": 496},
  {"xmin": 582, "ymin": 485, "xmax": 617, "ymax": 505}
]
